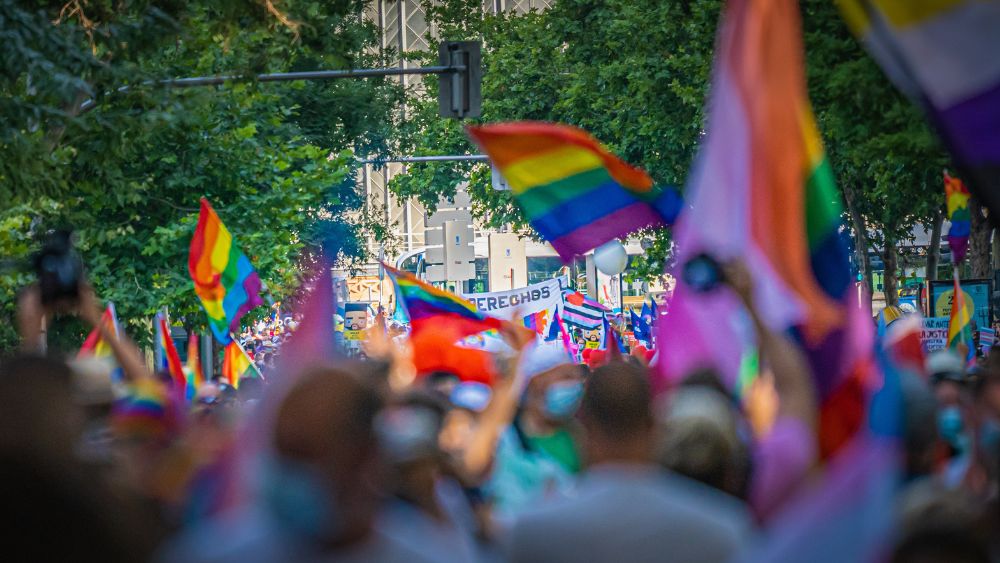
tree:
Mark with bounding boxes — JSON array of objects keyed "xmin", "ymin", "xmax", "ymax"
[
  {"xmin": 390, "ymin": 0, "xmax": 954, "ymax": 300},
  {"xmin": 802, "ymin": 0, "xmax": 952, "ymax": 305},
  {"xmin": 0, "ymin": 0, "xmax": 404, "ymax": 353}
]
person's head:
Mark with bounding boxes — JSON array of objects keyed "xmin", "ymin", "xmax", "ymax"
[
  {"xmin": 422, "ymin": 371, "xmax": 460, "ymax": 400},
  {"xmin": 655, "ymin": 385, "xmax": 749, "ymax": 499},
  {"xmin": 440, "ymin": 382, "xmax": 491, "ymax": 456},
  {"xmin": 580, "ymin": 360, "xmax": 654, "ymax": 465},
  {"xmin": 0, "ymin": 356, "xmax": 82, "ymax": 463},
  {"xmin": 520, "ymin": 346, "xmax": 583, "ymax": 428},
  {"xmin": 927, "ymin": 351, "xmax": 966, "ymax": 407},
  {"xmin": 238, "ymin": 377, "xmax": 264, "ymax": 403},
  {"xmin": 264, "ymin": 364, "xmax": 383, "ymax": 546},
  {"xmin": 900, "ymin": 373, "xmax": 941, "ymax": 480},
  {"xmin": 375, "ymin": 390, "xmax": 448, "ymax": 508}
]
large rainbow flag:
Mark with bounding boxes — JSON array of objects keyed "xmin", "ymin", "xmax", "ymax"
[
  {"xmin": 77, "ymin": 303, "xmax": 124, "ymax": 383},
  {"xmin": 188, "ymin": 198, "xmax": 264, "ymax": 345},
  {"xmin": 383, "ymin": 264, "xmax": 503, "ymax": 338},
  {"xmin": 466, "ymin": 122, "xmax": 683, "ymax": 262},
  {"xmin": 944, "ymin": 171, "xmax": 971, "ymax": 263},
  {"xmin": 656, "ymin": 0, "xmax": 872, "ymax": 458},
  {"xmin": 839, "ymin": 1, "xmax": 1000, "ymax": 220}
]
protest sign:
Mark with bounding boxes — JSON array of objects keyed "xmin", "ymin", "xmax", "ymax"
[
  {"xmin": 463, "ymin": 277, "xmax": 566, "ymax": 320},
  {"xmin": 921, "ymin": 317, "xmax": 949, "ymax": 353}
]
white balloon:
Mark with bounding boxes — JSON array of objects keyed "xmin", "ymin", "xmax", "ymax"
[{"xmin": 593, "ymin": 240, "xmax": 628, "ymax": 275}]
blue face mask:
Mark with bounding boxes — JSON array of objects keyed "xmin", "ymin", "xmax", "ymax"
[
  {"xmin": 937, "ymin": 406, "xmax": 966, "ymax": 450},
  {"xmin": 261, "ymin": 456, "xmax": 340, "ymax": 540},
  {"xmin": 544, "ymin": 381, "xmax": 583, "ymax": 420}
]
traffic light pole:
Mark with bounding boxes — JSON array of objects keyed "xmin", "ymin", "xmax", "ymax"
[{"xmin": 79, "ymin": 41, "xmax": 481, "ymax": 117}]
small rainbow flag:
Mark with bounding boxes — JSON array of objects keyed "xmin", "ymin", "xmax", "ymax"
[
  {"xmin": 522, "ymin": 309, "xmax": 549, "ymax": 335},
  {"xmin": 111, "ymin": 378, "xmax": 176, "ymax": 440},
  {"xmin": 466, "ymin": 122, "xmax": 683, "ymax": 262},
  {"xmin": 184, "ymin": 333, "xmax": 205, "ymax": 400},
  {"xmin": 222, "ymin": 339, "xmax": 258, "ymax": 389},
  {"xmin": 188, "ymin": 198, "xmax": 264, "ymax": 345},
  {"xmin": 383, "ymin": 263, "xmax": 503, "ymax": 338},
  {"xmin": 77, "ymin": 303, "xmax": 123, "ymax": 383},
  {"xmin": 948, "ymin": 272, "xmax": 973, "ymax": 358},
  {"xmin": 944, "ymin": 171, "xmax": 971, "ymax": 263},
  {"xmin": 155, "ymin": 314, "xmax": 187, "ymax": 395}
]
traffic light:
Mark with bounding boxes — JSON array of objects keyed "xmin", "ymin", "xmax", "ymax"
[{"xmin": 438, "ymin": 41, "xmax": 482, "ymax": 119}]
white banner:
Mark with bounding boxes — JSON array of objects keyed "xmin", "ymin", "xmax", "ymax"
[
  {"xmin": 463, "ymin": 277, "xmax": 566, "ymax": 320},
  {"xmin": 921, "ymin": 317, "xmax": 949, "ymax": 353}
]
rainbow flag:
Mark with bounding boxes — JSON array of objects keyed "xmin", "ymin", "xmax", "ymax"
[
  {"xmin": 188, "ymin": 198, "xmax": 264, "ymax": 345},
  {"xmin": 522, "ymin": 309, "xmax": 549, "ymax": 335},
  {"xmin": 111, "ymin": 377, "xmax": 176, "ymax": 440},
  {"xmin": 222, "ymin": 339, "xmax": 258, "ymax": 389},
  {"xmin": 383, "ymin": 264, "xmax": 503, "ymax": 338},
  {"xmin": 77, "ymin": 303, "xmax": 123, "ymax": 383},
  {"xmin": 184, "ymin": 334, "xmax": 205, "ymax": 400},
  {"xmin": 839, "ymin": 1, "xmax": 1000, "ymax": 221},
  {"xmin": 944, "ymin": 171, "xmax": 971, "ymax": 263},
  {"xmin": 656, "ymin": 0, "xmax": 872, "ymax": 459},
  {"xmin": 948, "ymin": 272, "xmax": 973, "ymax": 358},
  {"xmin": 155, "ymin": 314, "xmax": 186, "ymax": 387},
  {"xmin": 466, "ymin": 122, "xmax": 683, "ymax": 262}
]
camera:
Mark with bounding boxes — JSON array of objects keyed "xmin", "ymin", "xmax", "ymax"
[
  {"xmin": 33, "ymin": 230, "xmax": 84, "ymax": 306},
  {"xmin": 682, "ymin": 253, "xmax": 723, "ymax": 293}
]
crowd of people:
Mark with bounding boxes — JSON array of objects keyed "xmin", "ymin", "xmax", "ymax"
[{"xmin": 4, "ymin": 261, "xmax": 1000, "ymax": 562}]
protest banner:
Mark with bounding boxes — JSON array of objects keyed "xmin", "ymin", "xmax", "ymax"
[
  {"xmin": 921, "ymin": 317, "xmax": 949, "ymax": 353},
  {"xmin": 463, "ymin": 277, "xmax": 566, "ymax": 320}
]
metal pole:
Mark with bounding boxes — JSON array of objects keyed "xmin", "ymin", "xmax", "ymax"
[
  {"xmin": 357, "ymin": 154, "xmax": 488, "ymax": 164},
  {"xmin": 78, "ymin": 65, "xmax": 463, "ymax": 113}
]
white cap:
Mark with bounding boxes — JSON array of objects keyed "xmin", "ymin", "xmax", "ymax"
[
  {"xmin": 518, "ymin": 343, "xmax": 573, "ymax": 381},
  {"xmin": 925, "ymin": 350, "xmax": 964, "ymax": 381}
]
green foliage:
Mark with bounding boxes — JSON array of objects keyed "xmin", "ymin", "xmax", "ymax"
[
  {"xmin": 392, "ymin": 0, "xmax": 950, "ymax": 282},
  {"xmin": 0, "ymin": 0, "xmax": 403, "ymax": 353},
  {"xmin": 392, "ymin": 0, "xmax": 720, "ymax": 279}
]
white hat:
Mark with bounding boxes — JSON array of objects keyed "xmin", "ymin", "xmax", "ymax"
[{"xmin": 518, "ymin": 343, "xmax": 573, "ymax": 381}]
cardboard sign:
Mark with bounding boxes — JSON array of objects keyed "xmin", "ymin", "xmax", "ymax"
[{"xmin": 921, "ymin": 317, "xmax": 949, "ymax": 353}]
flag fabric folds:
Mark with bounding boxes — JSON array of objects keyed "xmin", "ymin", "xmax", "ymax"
[
  {"xmin": 466, "ymin": 122, "xmax": 683, "ymax": 262},
  {"xmin": 222, "ymin": 340, "xmax": 258, "ymax": 389},
  {"xmin": 631, "ymin": 308, "xmax": 651, "ymax": 345},
  {"xmin": 561, "ymin": 289, "xmax": 608, "ymax": 330},
  {"xmin": 522, "ymin": 309, "xmax": 549, "ymax": 335},
  {"xmin": 655, "ymin": 0, "xmax": 872, "ymax": 458},
  {"xmin": 384, "ymin": 264, "xmax": 503, "ymax": 339},
  {"xmin": 944, "ymin": 171, "xmax": 971, "ymax": 263},
  {"xmin": 155, "ymin": 313, "xmax": 187, "ymax": 394},
  {"xmin": 185, "ymin": 334, "xmax": 205, "ymax": 400},
  {"xmin": 838, "ymin": 1, "xmax": 1000, "ymax": 220},
  {"xmin": 188, "ymin": 198, "xmax": 265, "ymax": 345},
  {"xmin": 948, "ymin": 272, "xmax": 973, "ymax": 358},
  {"xmin": 77, "ymin": 303, "xmax": 124, "ymax": 383}
]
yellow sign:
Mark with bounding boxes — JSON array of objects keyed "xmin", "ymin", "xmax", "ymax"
[
  {"xmin": 585, "ymin": 340, "xmax": 600, "ymax": 350},
  {"xmin": 344, "ymin": 330, "xmax": 364, "ymax": 341},
  {"xmin": 934, "ymin": 288, "xmax": 974, "ymax": 319}
]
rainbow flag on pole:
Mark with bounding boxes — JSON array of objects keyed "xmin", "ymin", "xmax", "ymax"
[
  {"xmin": 467, "ymin": 122, "xmax": 683, "ymax": 262},
  {"xmin": 184, "ymin": 334, "xmax": 205, "ymax": 400},
  {"xmin": 944, "ymin": 171, "xmax": 971, "ymax": 263},
  {"xmin": 188, "ymin": 198, "xmax": 264, "ymax": 344},
  {"xmin": 948, "ymin": 272, "xmax": 974, "ymax": 358},
  {"xmin": 77, "ymin": 303, "xmax": 123, "ymax": 383},
  {"xmin": 222, "ymin": 339, "xmax": 258, "ymax": 389},
  {"xmin": 155, "ymin": 313, "xmax": 187, "ymax": 397},
  {"xmin": 383, "ymin": 264, "xmax": 503, "ymax": 338}
]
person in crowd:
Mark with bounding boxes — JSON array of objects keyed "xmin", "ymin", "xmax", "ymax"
[
  {"xmin": 508, "ymin": 360, "xmax": 752, "ymax": 563},
  {"xmin": 376, "ymin": 390, "xmax": 480, "ymax": 562},
  {"xmin": 926, "ymin": 350, "xmax": 975, "ymax": 488},
  {"xmin": 163, "ymin": 363, "xmax": 436, "ymax": 562}
]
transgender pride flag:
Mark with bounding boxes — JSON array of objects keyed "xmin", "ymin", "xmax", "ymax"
[{"xmin": 656, "ymin": 0, "xmax": 873, "ymax": 461}]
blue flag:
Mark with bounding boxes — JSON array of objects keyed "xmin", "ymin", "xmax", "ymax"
[{"xmin": 631, "ymin": 308, "xmax": 651, "ymax": 345}]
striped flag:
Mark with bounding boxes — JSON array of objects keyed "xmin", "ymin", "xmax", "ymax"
[
  {"xmin": 561, "ymin": 289, "xmax": 608, "ymax": 330},
  {"xmin": 77, "ymin": 303, "xmax": 124, "ymax": 383},
  {"xmin": 222, "ymin": 339, "xmax": 260, "ymax": 389}
]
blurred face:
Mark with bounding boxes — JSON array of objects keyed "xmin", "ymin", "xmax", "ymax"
[
  {"xmin": 440, "ymin": 408, "xmax": 476, "ymax": 456},
  {"xmin": 345, "ymin": 311, "xmax": 368, "ymax": 331},
  {"xmin": 526, "ymin": 365, "xmax": 583, "ymax": 424},
  {"xmin": 934, "ymin": 380, "xmax": 963, "ymax": 408}
]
